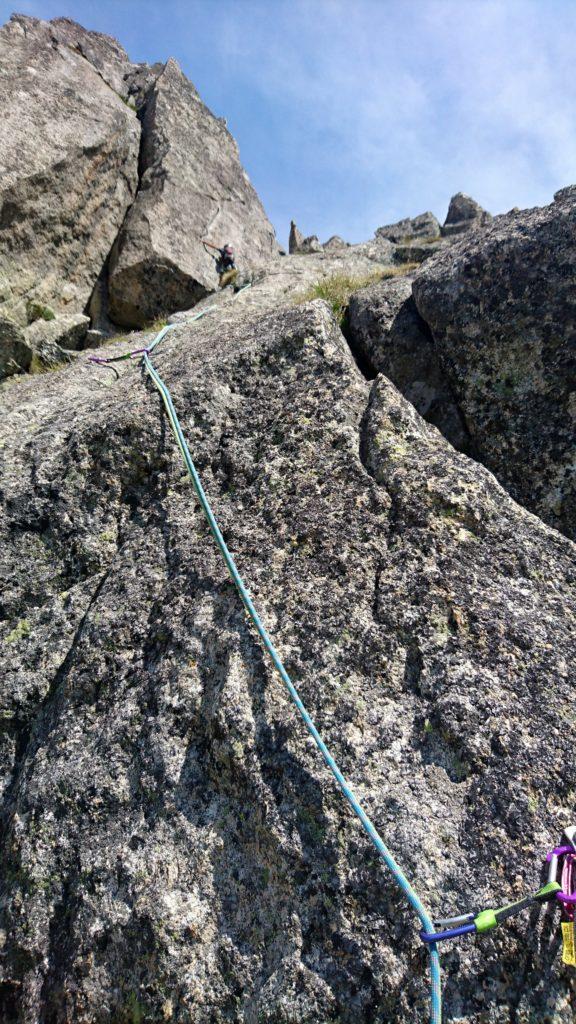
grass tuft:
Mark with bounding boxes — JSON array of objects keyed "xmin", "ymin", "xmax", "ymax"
[
  {"xmin": 29, "ymin": 355, "xmax": 71, "ymax": 375},
  {"xmin": 294, "ymin": 263, "xmax": 418, "ymax": 326},
  {"xmin": 27, "ymin": 301, "xmax": 56, "ymax": 323},
  {"xmin": 145, "ymin": 318, "xmax": 169, "ymax": 333}
]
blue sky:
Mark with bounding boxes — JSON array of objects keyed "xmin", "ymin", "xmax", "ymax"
[{"xmin": 2, "ymin": 0, "xmax": 575, "ymax": 246}]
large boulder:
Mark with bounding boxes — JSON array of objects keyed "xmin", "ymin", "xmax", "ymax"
[
  {"xmin": 441, "ymin": 192, "xmax": 492, "ymax": 237},
  {"xmin": 0, "ymin": 15, "xmax": 140, "ymax": 325},
  {"xmin": 323, "ymin": 235, "xmax": 349, "ymax": 251},
  {"xmin": 298, "ymin": 235, "xmax": 323, "ymax": 254},
  {"xmin": 108, "ymin": 58, "xmax": 278, "ymax": 327},
  {"xmin": 25, "ymin": 311, "xmax": 90, "ymax": 351},
  {"xmin": 347, "ymin": 276, "xmax": 469, "ymax": 449},
  {"xmin": 348, "ymin": 275, "xmax": 415, "ymax": 372},
  {"xmin": 413, "ymin": 186, "xmax": 576, "ymax": 539},
  {"xmin": 376, "ymin": 211, "xmax": 440, "ymax": 243},
  {"xmin": 1, "ymin": 295, "xmax": 575, "ymax": 1023}
]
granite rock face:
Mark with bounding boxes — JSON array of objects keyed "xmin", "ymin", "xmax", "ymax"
[
  {"xmin": 347, "ymin": 276, "xmax": 469, "ymax": 450},
  {"xmin": 108, "ymin": 58, "xmax": 277, "ymax": 327},
  {"xmin": 1, "ymin": 11, "xmax": 576, "ymax": 1022},
  {"xmin": 47, "ymin": 16, "xmax": 137, "ymax": 98},
  {"xmin": 0, "ymin": 316, "xmax": 31, "ymax": 380},
  {"xmin": 441, "ymin": 192, "xmax": 492, "ymax": 237},
  {"xmin": 0, "ymin": 15, "xmax": 141, "ymax": 327},
  {"xmin": 1, "ymin": 285, "xmax": 576, "ymax": 1023},
  {"xmin": 0, "ymin": 12, "xmax": 278, "ymax": 361},
  {"xmin": 299, "ymin": 235, "xmax": 324, "ymax": 254},
  {"xmin": 414, "ymin": 186, "xmax": 576, "ymax": 539}
]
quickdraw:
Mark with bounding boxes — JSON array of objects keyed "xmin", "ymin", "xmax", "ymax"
[
  {"xmin": 421, "ymin": 826, "xmax": 576, "ymax": 944},
  {"xmin": 87, "ymin": 309, "xmax": 219, "ymax": 369},
  {"xmin": 88, "ymin": 344, "xmax": 148, "ymax": 366}
]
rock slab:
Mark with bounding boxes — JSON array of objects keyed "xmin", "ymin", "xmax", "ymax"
[
  {"xmin": 1, "ymin": 294, "xmax": 575, "ymax": 1023},
  {"xmin": 414, "ymin": 185, "xmax": 576, "ymax": 539}
]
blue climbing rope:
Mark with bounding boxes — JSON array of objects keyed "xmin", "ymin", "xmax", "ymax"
[{"xmin": 138, "ymin": 317, "xmax": 441, "ymax": 1021}]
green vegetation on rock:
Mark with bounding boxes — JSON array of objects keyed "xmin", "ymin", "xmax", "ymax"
[
  {"xmin": 26, "ymin": 300, "xmax": 55, "ymax": 322},
  {"xmin": 294, "ymin": 264, "xmax": 418, "ymax": 325},
  {"xmin": 3, "ymin": 618, "xmax": 31, "ymax": 644}
]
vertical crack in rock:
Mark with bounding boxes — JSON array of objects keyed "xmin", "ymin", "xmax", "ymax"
[
  {"xmin": 340, "ymin": 306, "xmax": 378, "ymax": 381},
  {"xmin": 86, "ymin": 67, "xmax": 163, "ymax": 334}
]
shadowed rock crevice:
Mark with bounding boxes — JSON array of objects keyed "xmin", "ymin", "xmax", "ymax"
[
  {"xmin": 348, "ymin": 275, "xmax": 472, "ymax": 453},
  {"xmin": 86, "ymin": 68, "xmax": 162, "ymax": 334},
  {"xmin": 340, "ymin": 306, "xmax": 378, "ymax": 381}
]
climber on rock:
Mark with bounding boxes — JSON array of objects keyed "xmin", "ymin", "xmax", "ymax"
[{"xmin": 202, "ymin": 240, "xmax": 238, "ymax": 289}]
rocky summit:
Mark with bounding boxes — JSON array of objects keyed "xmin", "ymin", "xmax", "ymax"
[{"xmin": 1, "ymin": 13, "xmax": 576, "ymax": 1024}]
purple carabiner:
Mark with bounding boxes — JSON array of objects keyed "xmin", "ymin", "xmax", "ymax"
[{"xmin": 546, "ymin": 845, "xmax": 576, "ymax": 905}]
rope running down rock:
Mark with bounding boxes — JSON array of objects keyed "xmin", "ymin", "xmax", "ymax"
[{"xmin": 139, "ymin": 314, "xmax": 443, "ymax": 1024}]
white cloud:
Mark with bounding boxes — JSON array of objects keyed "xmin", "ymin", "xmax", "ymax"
[
  {"xmin": 217, "ymin": 0, "xmax": 576, "ymax": 239},
  {"xmin": 2, "ymin": 0, "xmax": 574, "ymax": 242}
]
